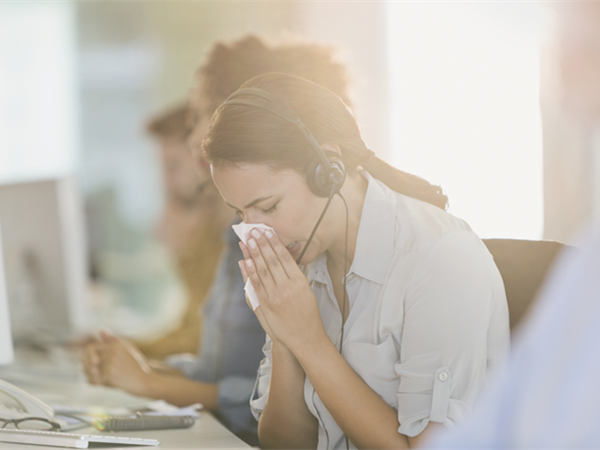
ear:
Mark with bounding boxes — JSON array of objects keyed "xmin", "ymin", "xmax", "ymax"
[{"xmin": 320, "ymin": 143, "xmax": 342, "ymax": 155}]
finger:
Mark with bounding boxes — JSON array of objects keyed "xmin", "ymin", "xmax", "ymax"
[
  {"xmin": 239, "ymin": 260, "xmax": 256, "ymax": 310},
  {"xmin": 244, "ymin": 257, "xmax": 269, "ymax": 302},
  {"xmin": 239, "ymin": 241, "xmax": 251, "ymax": 260},
  {"xmin": 251, "ymin": 229, "xmax": 290, "ymax": 284},
  {"xmin": 96, "ymin": 349, "xmax": 114, "ymax": 385},
  {"xmin": 247, "ymin": 234, "xmax": 277, "ymax": 292},
  {"xmin": 99, "ymin": 328, "xmax": 116, "ymax": 343},
  {"xmin": 83, "ymin": 347, "xmax": 102, "ymax": 384},
  {"xmin": 89, "ymin": 346, "xmax": 101, "ymax": 367},
  {"xmin": 264, "ymin": 228, "xmax": 304, "ymax": 277},
  {"xmin": 253, "ymin": 305, "xmax": 276, "ymax": 340},
  {"xmin": 82, "ymin": 342, "xmax": 100, "ymax": 368},
  {"xmin": 238, "ymin": 260, "xmax": 249, "ymax": 283},
  {"xmin": 95, "ymin": 342, "xmax": 114, "ymax": 367}
]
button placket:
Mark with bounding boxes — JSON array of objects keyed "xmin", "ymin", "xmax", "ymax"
[{"xmin": 430, "ymin": 366, "xmax": 451, "ymax": 423}]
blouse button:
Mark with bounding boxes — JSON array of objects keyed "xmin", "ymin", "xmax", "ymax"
[{"xmin": 438, "ymin": 371, "xmax": 448, "ymax": 382}]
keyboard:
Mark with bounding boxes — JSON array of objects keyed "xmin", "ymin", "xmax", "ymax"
[{"xmin": 0, "ymin": 428, "xmax": 159, "ymax": 448}]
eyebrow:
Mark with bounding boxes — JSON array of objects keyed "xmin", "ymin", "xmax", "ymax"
[{"xmin": 225, "ymin": 196, "xmax": 274, "ymax": 211}]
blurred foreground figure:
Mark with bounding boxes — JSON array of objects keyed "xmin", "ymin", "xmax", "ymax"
[{"xmin": 426, "ymin": 3, "xmax": 600, "ymax": 448}]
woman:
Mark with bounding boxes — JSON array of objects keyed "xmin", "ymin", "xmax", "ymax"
[{"xmin": 202, "ymin": 72, "xmax": 509, "ymax": 449}]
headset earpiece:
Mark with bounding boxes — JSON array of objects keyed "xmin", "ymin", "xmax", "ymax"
[
  {"xmin": 222, "ymin": 87, "xmax": 347, "ymax": 197},
  {"xmin": 306, "ymin": 150, "xmax": 346, "ymax": 198}
]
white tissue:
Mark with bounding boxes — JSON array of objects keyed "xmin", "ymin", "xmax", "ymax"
[{"xmin": 232, "ymin": 223, "xmax": 276, "ymax": 310}]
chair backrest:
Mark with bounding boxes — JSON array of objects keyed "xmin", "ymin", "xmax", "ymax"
[{"xmin": 482, "ymin": 239, "xmax": 567, "ymax": 331}]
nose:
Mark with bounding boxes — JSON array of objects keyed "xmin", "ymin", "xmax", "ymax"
[{"xmin": 242, "ymin": 211, "xmax": 262, "ymax": 225}]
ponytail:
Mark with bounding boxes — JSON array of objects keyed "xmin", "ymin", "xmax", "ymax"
[
  {"xmin": 204, "ymin": 72, "xmax": 449, "ymax": 210},
  {"xmin": 359, "ymin": 150, "xmax": 449, "ymax": 210}
]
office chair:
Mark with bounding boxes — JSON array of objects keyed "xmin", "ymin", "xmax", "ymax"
[{"xmin": 482, "ymin": 239, "xmax": 568, "ymax": 331}]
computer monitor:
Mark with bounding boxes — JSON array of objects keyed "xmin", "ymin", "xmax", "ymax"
[
  {"xmin": 0, "ymin": 176, "xmax": 89, "ymax": 344},
  {"xmin": 0, "ymin": 216, "xmax": 14, "ymax": 365}
]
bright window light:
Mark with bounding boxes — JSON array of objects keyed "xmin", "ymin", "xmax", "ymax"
[
  {"xmin": 0, "ymin": 2, "xmax": 78, "ymax": 183},
  {"xmin": 386, "ymin": 2, "xmax": 543, "ymax": 239}
]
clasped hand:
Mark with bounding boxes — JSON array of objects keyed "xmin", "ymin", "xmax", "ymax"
[
  {"xmin": 239, "ymin": 228, "xmax": 326, "ymax": 354},
  {"xmin": 81, "ymin": 329, "xmax": 151, "ymax": 396}
]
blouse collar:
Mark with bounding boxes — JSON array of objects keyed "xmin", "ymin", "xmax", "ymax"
[{"xmin": 307, "ymin": 172, "xmax": 397, "ymax": 285}]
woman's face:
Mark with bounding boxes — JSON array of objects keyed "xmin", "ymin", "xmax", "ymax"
[{"xmin": 212, "ymin": 163, "xmax": 334, "ymax": 264}]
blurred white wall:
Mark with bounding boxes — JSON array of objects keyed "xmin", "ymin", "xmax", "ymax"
[
  {"xmin": 291, "ymin": 2, "xmax": 390, "ymax": 159},
  {"xmin": 387, "ymin": 2, "xmax": 544, "ymax": 240},
  {"xmin": 0, "ymin": 2, "xmax": 79, "ymax": 184},
  {"xmin": 2, "ymin": 1, "xmax": 599, "ymax": 330}
]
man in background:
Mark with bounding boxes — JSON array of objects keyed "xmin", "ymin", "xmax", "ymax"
[{"xmin": 133, "ymin": 104, "xmax": 230, "ymax": 359}]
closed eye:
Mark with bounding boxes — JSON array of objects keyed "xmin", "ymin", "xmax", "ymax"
[{"xmin": 262, "ymin": 202, "xmax": 278, "ymax": 214}]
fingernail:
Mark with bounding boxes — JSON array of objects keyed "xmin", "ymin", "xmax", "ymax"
[
  {"xmin": 265, "ymin": 230, "xmax": 273, "ymax": 238},
  {"xmin": 251, "ymin": 229, "xmax": 261, "ymax": 239},
  {"xmin": 248, "ymin": 238, "xmax": 257, "ymax": 249},
  {"xmin": 246, "ymin": 259, "xmax": 254, "ymax": 268}
]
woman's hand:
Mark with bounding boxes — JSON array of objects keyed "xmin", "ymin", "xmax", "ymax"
[{"xmin": 239, "ymin": 228, "xmax": 327, "ymax": 354}]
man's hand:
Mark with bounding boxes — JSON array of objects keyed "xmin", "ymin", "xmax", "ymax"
[{"xmin": 81, "ymin": 330, "xmax": 153, "ymax": 397}]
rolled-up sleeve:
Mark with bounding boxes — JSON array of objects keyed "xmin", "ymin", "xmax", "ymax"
[{"xmin": 396, "ymin": 230, "xmax": 509, "ymax": 437}]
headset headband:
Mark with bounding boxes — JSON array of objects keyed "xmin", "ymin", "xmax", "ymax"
[{"xmin": 222, "ymin": 88, "xmax": 332, "ymax": 171}]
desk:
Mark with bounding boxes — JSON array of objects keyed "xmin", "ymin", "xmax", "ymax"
[{"xmin": 0, "ymin": 346, "xmax": 251, "ymax": 449}]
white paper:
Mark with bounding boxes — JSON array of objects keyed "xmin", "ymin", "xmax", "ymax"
[
  {"xmin": 144, "ymin": 401, "xmax": 202, "ymax": 418},
  {"xmin": 231, "ymin": 223, "xmax": 276, "ymax": 310}
]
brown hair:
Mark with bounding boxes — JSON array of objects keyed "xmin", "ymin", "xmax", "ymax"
[
  {"xmin": 189, "ymin": 35, "xmax": 352, "ymax": 127},
  {"xmin": 146, "ymin": 103, "xmax": 191, "ymax": 140},
  {"xmin": 203, "ymin": 72, "xmax": 448, "ymax": 209}
]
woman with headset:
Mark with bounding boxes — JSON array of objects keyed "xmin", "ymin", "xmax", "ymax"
[{"xmin": 201, "ymin": 72, "xmax": 510, "ymax": 449}]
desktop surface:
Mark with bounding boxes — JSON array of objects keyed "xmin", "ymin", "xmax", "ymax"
[{"xmin": 0, "ymin": 346, "xmax": 251, "ymax": 449}]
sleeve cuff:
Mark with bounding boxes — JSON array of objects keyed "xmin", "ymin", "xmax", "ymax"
[
  {"xmin": 165, "ymin": 353, "xmax": 199, "ymax": 379},
  {"xmin": 397, "ymin": 367, "xmax": 472, "ymax": 437},
  {"xmin": 397, "ymin": 395, "xmax": 471, "ymax": 437}
]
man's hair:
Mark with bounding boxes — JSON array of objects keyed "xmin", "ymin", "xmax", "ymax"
[
  {"xmin": 190, "ymin": 35, "xmax": 352, "ymax": 123},
  {"xmin": 146, "ymin": 103, "xmax": 191, "ymax": 140}
]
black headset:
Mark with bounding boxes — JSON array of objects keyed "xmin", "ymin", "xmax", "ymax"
[{"xmin": 221, "ymin": 87, "xmax": 346, "ymax": 197}]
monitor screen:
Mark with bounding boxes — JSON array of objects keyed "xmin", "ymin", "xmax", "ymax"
[
  {"xmin": 0, "ymin": 216, "xmax": 14, "ymax": 365},
  {"xmin": 0, "ymin": 177, "xmax": 89, "ymax": 344}
]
